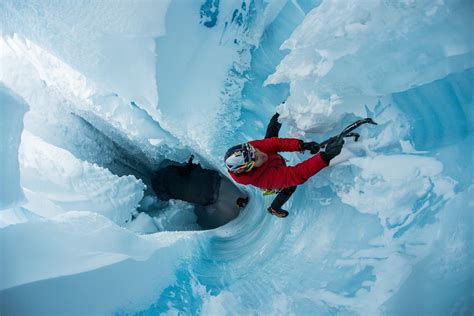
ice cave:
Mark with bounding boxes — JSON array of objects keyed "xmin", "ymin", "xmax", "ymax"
[{"xmin": 0, "ymin": 0, "xmax": 472, "ymax": 315}]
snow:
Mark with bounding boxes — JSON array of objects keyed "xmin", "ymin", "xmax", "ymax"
[
  {"xmin": 0, "ymin": 34, "xmax": 180, "ymax": 172},
  {"xmin": 152, "ymin": 199, "xmax": 201, "ymax": 232},
  {"xmin": 267, "ymin": 0, "xmax": 474, "ymax": 134},
  {"xmin": 0, "ymin": 0, "xmax": 171, "ymax": 121},
  {"xmin": 19, "ymin": 131, "xmax": 145, "ymax": 226},
  {"xmin": 337, "ymin": 154, "xmax": 455, "ymax": 228},
  {"xmin": 0, "ymin": 0, "xmax": 473, "ymax": 315}
]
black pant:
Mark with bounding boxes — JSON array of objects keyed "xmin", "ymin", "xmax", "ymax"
[
  {"xmin": 265, "ymin": 113, "xmax": 282, "ymax": 139},
  {"xmin": 265, "ymin": 113, "xmax": 297, "ymax": 211}
]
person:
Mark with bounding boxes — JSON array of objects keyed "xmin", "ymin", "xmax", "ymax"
[{"xmin": 224, "ymin": 113, "xmax": 344, "ymax": 218}]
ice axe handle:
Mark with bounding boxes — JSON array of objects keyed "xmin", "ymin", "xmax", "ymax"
[{"xmin": 319, "ymin": 118, "xmax": 377, "ymax": 147}]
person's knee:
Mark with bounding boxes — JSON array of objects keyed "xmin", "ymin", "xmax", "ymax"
[
  {"xmin": 287, "ymin": 186, "xmax": 297, "ymax": 193},
  {"xmin": 279, "ymin": 186, "xmax": 296, "ymax": 199}
]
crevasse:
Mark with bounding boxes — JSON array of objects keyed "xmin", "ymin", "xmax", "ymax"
[{"xmin": 0, "ymin": 0, "xmax": 472, "ymax": 315}]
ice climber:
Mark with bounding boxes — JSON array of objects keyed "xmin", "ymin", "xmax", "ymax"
[{"xmin": 224, "ymin": 112, "xmax": 344, "ymax": 218}]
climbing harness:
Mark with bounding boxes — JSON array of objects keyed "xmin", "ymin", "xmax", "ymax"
[{"xmin": 262, "ymin": 188, "xmax": 281, "ymax": 196}]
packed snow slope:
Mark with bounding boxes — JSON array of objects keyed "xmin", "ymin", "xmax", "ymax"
[{"xmin": 0, "ymin": 0, "xmax": 473, "ymax": 315}]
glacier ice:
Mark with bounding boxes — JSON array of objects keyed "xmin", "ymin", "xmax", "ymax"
[
  {"xmin": 0, "ymin": 83, "xmax": 28, "ymax": 209},
  {"xmin": 19, "ymin": 131, "xmax": 145, "ymax": 226},
  {"xmin": 268, "ymin": 0, "xmax": 474, "ymax": 134},
  {"xmin": 0, "ymin": 0, "xmax": 473, "ymax": 315}
]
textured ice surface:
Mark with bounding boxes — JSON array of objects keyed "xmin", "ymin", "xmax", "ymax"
[
  {"xmin": 0, "ymin": 84, "xmax": 28, "ymax": 208},
  {"xmin": 0, "ymin": 0, "xmax": 473, "ymax": 315},
  {"xmin": 19, "ymin": 131, "xmax": 145, "ymax": 226},
  {"xmin": 0, "ymin": 0, "xmax": 170, "ymax": 120},
  {"xmin": 268, "ymin": 0, "xmax": 474, "ymax": 134}
]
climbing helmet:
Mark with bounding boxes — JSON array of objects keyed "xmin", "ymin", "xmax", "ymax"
[{"xmin": 224, "ymin": 143, "xmax": 256, "ymax": 174}]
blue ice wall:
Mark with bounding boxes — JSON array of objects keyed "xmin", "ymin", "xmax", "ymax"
[
  {"xmin": 393, "ymin": 68, "xmax": 473, "ymax": 152},
  {"xmin": 383, "ymin": 69, "xmax": 473, "ymax": 315},
  {"xmin": 0, "ymin": 0, "xmax": 472, "ymax": 315},
  {"xmin": 140, "ymin": 1, "xmax": 473, "ymax": 314}
]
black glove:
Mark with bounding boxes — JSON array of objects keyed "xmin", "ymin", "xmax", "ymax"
[
  {"xmin": 301, "ymin": 141, "xmax": 321, "ymax": 154},
  {"xmin": 321, "ymin": 137, "xmax": 344, "ymax": 162}
]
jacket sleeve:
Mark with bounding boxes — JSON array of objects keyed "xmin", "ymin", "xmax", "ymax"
[
  {"xmin": 253, "ymin": 153, "xmax": 329, "ymax": 189},
  {"xmin": 249, "ymin": 137, "xmax": 302, "ymax": 153}
]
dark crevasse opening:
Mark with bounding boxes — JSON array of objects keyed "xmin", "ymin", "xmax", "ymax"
[
  {"xmin": 57, "ymin": 110, "xmax": 249, "ymax": 232},
  {"xmin": 149, "ymin": 157, "xmax": 249, "ymax": 230}
]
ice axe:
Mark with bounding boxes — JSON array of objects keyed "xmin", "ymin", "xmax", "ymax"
[{"xmin": 309, "ymin": 118, "xmax": 378, "ymax": 154}]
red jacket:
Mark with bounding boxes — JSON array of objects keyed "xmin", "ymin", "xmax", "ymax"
[{"xmin": 229, "ymin": 137, "xmax": 328, "ymax": 190}]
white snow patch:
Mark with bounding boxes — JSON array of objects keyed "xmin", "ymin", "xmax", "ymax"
[{"xmin": 19, "ymin": 131, "xmax": 145, "ymax": 226}]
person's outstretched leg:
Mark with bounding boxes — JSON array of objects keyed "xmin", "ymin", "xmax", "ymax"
[
  {"xmin": 264, "ymin": 113, "xmax": 282, "ymax": 139},
  {"xmin": 265, "ymin": 112, "xmax": 293, "ymax": 218},
  {"xmin": 268, "ymin": 186, "xmax": 297, "ymax": 217}
]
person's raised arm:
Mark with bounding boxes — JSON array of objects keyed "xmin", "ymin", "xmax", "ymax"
[{"xmin": 249, "ymin": 137, "xmax": 302, "ymax": 153}]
